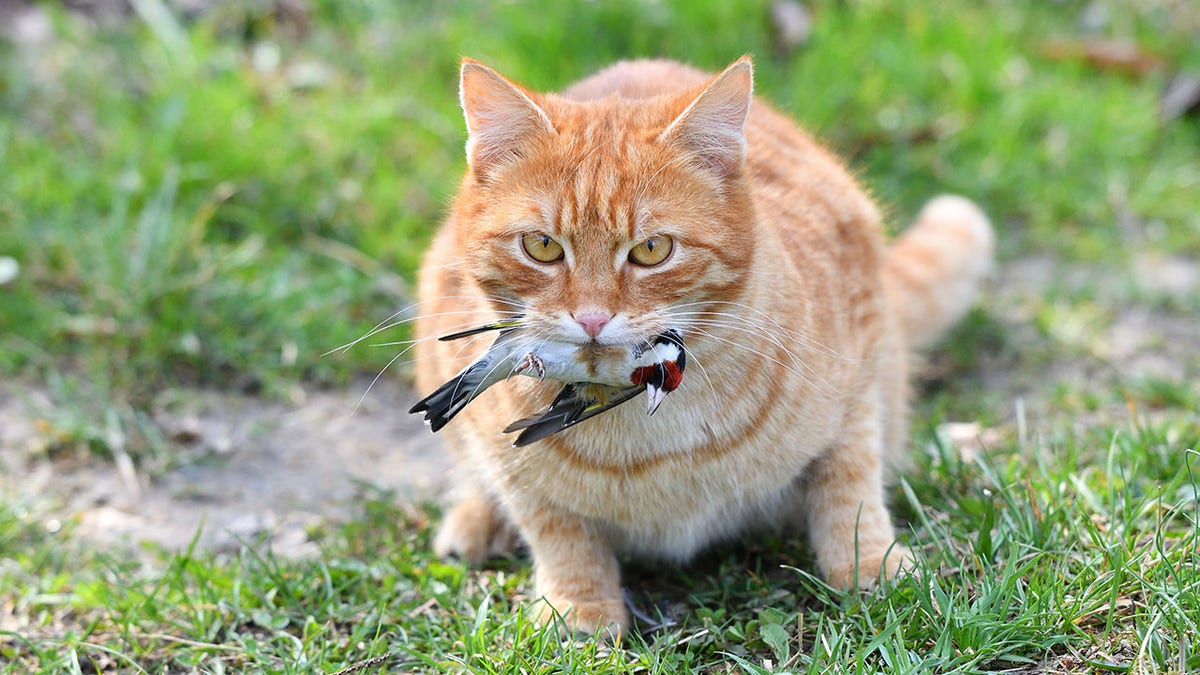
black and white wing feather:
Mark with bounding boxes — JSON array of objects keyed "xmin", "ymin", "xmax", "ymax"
[
  {"xmin": 502, "ymin": 383, "xmax": 643, "ymax": 447},
  {"xmin": 409, "ymin": 329, "xmax": 523, "ymax": 431}
]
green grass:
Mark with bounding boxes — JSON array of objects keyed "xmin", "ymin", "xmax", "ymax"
[
  {"xmin": 2, "ymin": 0, "xmax": 1199, "ymax": 672},
  {"xmin": 4, "ymin": 420, "xmax": 1198, "ymax": 673}
]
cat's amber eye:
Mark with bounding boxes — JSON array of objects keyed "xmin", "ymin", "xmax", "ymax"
[
  {"xmin": 628, "ymin": 235, "xmax": 674, "ymax": 267},
  {"xmin": 521, "ymin": 233, "xmax": 565, "ymax": 263}
]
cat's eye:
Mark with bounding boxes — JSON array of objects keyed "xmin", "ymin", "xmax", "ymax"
[
  {"xmin": 521, "ymin": 233, "xmax": 565, "ymax": 263},
  {"xmin": 628, "ymin": 235, "xmax": 674, "ymax": 267}
]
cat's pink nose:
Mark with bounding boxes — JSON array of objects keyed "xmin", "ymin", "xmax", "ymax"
[{"xmin": 574, "ymin": 311, "xmax": 611, "ymax": 339}]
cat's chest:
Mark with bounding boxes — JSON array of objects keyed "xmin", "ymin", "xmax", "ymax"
[{"xmin": 511, "ymin": 382, "xmax": 840, "ymax": 527}]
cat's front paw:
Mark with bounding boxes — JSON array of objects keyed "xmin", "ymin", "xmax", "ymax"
[
  {"xmin": 532, "ymin": 594, "xmax": 629, "ymax": 642},
  {"xmin": 825, "ymin": 544, "xmax": 914, "ymax": 590}
]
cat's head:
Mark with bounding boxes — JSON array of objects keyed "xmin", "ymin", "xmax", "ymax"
[{"xmin": 451, "ymin": 57, "xmax": 757, "ymax": 352}]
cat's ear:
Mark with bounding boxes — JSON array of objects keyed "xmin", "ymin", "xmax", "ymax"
[
  {"xmin": 459, "ymin": 59, "xmax": 556, "ymax": 179},
  {"xmin": 660, "ymin": 57, "xmax": 754, "ymax": 179}
]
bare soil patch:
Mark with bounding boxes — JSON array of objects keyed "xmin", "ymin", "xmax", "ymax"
[{"xmin": 0, "ymin": 378, "xmax": 446, "ymax": 557}]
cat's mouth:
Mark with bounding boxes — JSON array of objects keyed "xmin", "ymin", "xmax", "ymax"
[{"xmin": 576, "ymin": 342, "xmax": 630, "ymax": 378}]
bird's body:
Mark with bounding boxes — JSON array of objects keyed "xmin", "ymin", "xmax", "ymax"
[{"xmin": 410, "ymin": 320, "xmax": 687, "ymax": 440}]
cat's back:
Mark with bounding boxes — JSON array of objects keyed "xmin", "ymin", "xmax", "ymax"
[
  {"xmin": 560, "ymin": 59, "xmax": 829, "ymax": 156},
  {"xmin": 560, "ymin": 59, "xmax": 711, "ymax": 101}
]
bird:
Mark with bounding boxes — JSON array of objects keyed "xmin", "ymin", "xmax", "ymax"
[
  {"xmin": 409, "ymin": 318, "xmax": 687, "ymax": 442},
  {"xmin": 502, "ymin": 331, "xmax": 686, "ymax": 446}
]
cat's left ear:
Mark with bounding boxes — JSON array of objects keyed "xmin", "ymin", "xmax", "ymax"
[
  {"xmin": 660, "ymin": 57, "xmax": 754, "ymax": 179},
  {"xmin": 459, "ymin": 58, "xmax": 556, "ymax": 179}
]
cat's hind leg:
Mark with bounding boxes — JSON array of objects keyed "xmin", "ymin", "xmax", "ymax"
[
  {"xmin": 800, "ymin": 385, "xmax": 912, "ymax": 588},
  {"xmin": 434, "ymin": 490, "xmax": 518, "ymax": 566},
  {"xmin": 433, "ymin": 431, "xmax": 518, "ymax": 565}
]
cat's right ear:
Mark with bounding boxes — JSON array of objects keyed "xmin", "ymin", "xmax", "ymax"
[
  {"xmin": 459, "ymin": 59, "xmax": 556, "ymax": 179},
  {"xmin": 659, "ymin": 57, "xmax": 754, "ymax": 179}
]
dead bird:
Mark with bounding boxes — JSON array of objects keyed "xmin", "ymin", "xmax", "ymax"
[
  {"xmin": 502, "ymin": 330, "xmax": 685, "ymax": 445},
  {"xmin": 409, "ymin": 317, "xmax": 686, "ymax": 440}
]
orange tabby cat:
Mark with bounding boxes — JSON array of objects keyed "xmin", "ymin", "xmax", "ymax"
[{"xmin": 414, "ymin": 56, "xmax": 993, "ymax": 636}]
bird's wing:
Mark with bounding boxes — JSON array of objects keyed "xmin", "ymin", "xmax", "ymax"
[
  {"xmin": 411, "ymin": 328, "xmax": 527, "ymax": 431},
  {"xmin": 503, "ymin": 383, "xmax": 643, "ymax": 447},
  {"xmin": 411, "ymin": 338, "xmax": 520, "ymax": 432},
  {"xmin": 409, "ymin": 358, "xmax": 496, "ymax": 432}
]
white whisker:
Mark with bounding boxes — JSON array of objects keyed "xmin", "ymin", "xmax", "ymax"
[
  {"xmin": 353, "ymin": 343, "xmax": 419, "ymax": 415},
  {"xmin": 328, "ymin": 295, "xmax": 527, "ymax": 357},
  {"xmin": 678, "ymin": 318, "xmax": 836, "ymax": 395},
  {"xmin": 676, "ymin": 340, "xmax": 719, "ymax": 408},
  {"xmin": 665, "ymin": 301, "xmax": 856, "ymax": 361},
  {"xmin": 684, "ymin": 327, "xmax": 839, "ymax": 398}
]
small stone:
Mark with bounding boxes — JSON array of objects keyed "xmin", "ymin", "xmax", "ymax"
[
  {"xmin": 1077, "ymin": 1, "xmax": 1110, "ymax": 34},
  {"xmin": 0, "ymin": 257, "xmax": 18, "ymax": 285},
  {"xmin": 286, "ymin": 60, "xmax": 334, "ymax": 89},
  {"xmin": 1161, "ymin": 73, "xmax": 1200, "ymax": 124},
  {"xmin": 252, "ymin": 41, "xmax": 282, "ymax": 74},
  {"xmin": 770, "ymin": 0, "xmax": 813, "ymax": 55}
]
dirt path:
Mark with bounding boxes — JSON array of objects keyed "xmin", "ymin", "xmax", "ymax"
[{"xmin": 0, "ymin": 378, "xmax": 446, "ymax": 557}]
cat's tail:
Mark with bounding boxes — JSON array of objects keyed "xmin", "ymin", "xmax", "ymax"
[{"xmin": 884, "ymin": 195, "xmax": 994, "ymax": 350}]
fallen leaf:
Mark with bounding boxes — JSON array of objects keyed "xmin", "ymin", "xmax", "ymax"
[
  {"xmin": 1041, "ymin": 38, "xmax": 1162, "ymax": 77},
  {"xmin": 60, "ymin": 315, "xmax": 119, "ymax": 337},
  {"xmin": 936, "ymin": 422, "xmax": 1004, "ymax": 463}
]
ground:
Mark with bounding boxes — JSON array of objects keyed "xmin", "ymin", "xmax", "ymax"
[{"xmin": 0, "ymin": 377, "xmax": 444, "ymax": 557}]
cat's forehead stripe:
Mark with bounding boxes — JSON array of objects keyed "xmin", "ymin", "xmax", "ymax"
[{"xmin": 553, "ymin": 144, "xmax": 644, "ymax": 239}]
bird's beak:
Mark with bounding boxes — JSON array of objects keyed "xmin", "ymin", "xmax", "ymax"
[{"xmin": 646, "ymin": 383, "xmax": 667, "ymax": 415}]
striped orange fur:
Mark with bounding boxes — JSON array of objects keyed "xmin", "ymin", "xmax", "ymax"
[{"xmin": 414, "ymin": 57, "xmax": 993, "ymax": 636}]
